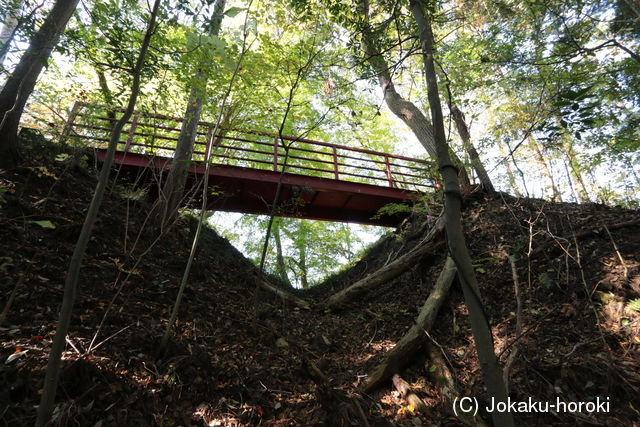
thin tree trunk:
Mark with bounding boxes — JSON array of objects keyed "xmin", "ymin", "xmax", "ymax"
[
  {"xmin": 359, "ymin": 10, "xmax": 470, "ymax": 185},
  {"xmin": 408, "ymin": 2, "xmax": 514, "ymax": 426},
  {"xmin": 272, "ymin": 218, "xmax": 291, "ymax": 286},
  {"xmin": 35, "ymin": 0, "xmax": 161, "ymax": 424},
  {"xmin": 563, "ymin": 159, "xmax": 579, "ymax": 202},
  {"xmin": 0, "ymin": 0, "xmax": 79, "ymax": 167},
  {"xmin": 528, "ymin": 136, "xmax": 561, "ymax": 202},
  {"xmin": 159, "ymin": 3, "xmax": 253, "ymax": 350},
  {"xmin": 448, "ymin": 101, "xmax": 494, "ymax": 192},
  {"xmin": 96, "ymin": 68, "xmax": 116, "ymax": 123},
  {"xmin": 565, "ymin": 143, "xmax": 590, "ymax": 203},
  {"xmin": 156, "ymin": 0, "xmax": 227, "ymax": 228},
  {"xmin": 498, "ymin": 140, "xmax": 522, "ymax": 197},
  {"xmin": 296, "ymin": 224, "xmax": 309, "ymax": 289},
  {"xmin": 0, "ymin": 0, "xmax": 21, "ymax": 65}
]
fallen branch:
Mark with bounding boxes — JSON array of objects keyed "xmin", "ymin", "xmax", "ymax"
[
  {"xmin": 254, "ymin": 273, "xmax": 311, "ymax": 310},
  {"xmin": 325, "ymin": 218, "xmax": 445, "ymax": 309},
  {"xmin": 360, "ymin": 256, "xmax": 456, "ymax": 392}
]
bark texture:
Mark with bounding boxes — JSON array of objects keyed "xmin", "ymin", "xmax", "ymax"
[
  {"xmin": 156, "ymin": 0, "xmax": 227, "ymax": 228},
  {"xmin": 272, "ymin": 219, "xmax": 291, "ymax": 286},
  {"xmin": 528, "ymin": 136, "xmax": 561, "ymax": 202},
  {"xmin": 448, "ymin": 101, "xmax": 494, "ymax": 192},
  {"xmin": 325, "ymin": 218, "xmax": 444, "ymax": 309},
  {"xmin": 0, "ymin": 0, "xmax": 21, "ymax": 65},
  {"xmin": 392, "ymin": 374, "xmax": 428, "ymax": 413},
  {"xmin": 408, "ymin": 2, "xmax": 514, "ymax": 425},
  {"xmin": 0, "ymin": 0, "xmax": 79, "ymax": 167},
  {"xmin": 360, "ymin": 9, "xmax": 469, "ymax": 185},
  {"xmin": 35, "ymin": 0, "xmax": 161, "ymax": 423},
  {"xmin": 360, "ymin": 256, "xmax": 456, "ymax": 392}
]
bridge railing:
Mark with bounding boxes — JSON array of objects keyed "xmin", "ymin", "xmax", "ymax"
[{"xmin": 62, "ymin": 102, "xmax": 436, "ymax": 190}]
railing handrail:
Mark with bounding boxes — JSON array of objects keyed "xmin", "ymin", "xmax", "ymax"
[
  {"xmin": 71, "ymin": 101, "xmax": 431, "ymax": 165},
  {"xmin": 64, "ymin": 102, "xmax": 436, "ymax": 190}
]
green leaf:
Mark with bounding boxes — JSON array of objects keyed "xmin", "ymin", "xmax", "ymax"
[
  {"xmin": 628, "ymin": 298, "xmax": 640, "ymax": 312},
  {"xmin": 224, "ymin": 7, "xmax": 245, "ymax": 17},
  {"xmin": 31, "ymin": 220, "xmax": 56, "ymax": 229}
]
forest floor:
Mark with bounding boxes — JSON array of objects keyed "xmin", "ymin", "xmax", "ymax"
[{"xmin": 1, "ymin": 138, "xmax": 640, "ymax": 426}]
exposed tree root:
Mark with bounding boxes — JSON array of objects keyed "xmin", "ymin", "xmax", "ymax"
[
  {"xmin": 392, "ymin": 374, "xmax": 428, "ymax": 413},
  {"xmin": 425, "ymin": 343, "xmax": 487, "ymax": 426},
  {"xmin": 360, "ymin": 256, "xmax": 456, "ymax": 392},
  {"xmin": 253, "ymin": 272, "xmax": 311, "ymax": 310},
  {"xmin": 303, "ymin": 360, "xmax": 370, "ymax": 426},
  {"xmin": 325, "ymin": 219, "xmax": 445, "ymax": 309}
]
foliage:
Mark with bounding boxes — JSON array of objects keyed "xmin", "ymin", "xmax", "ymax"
[{"xmin": 628, "ymin": 298, "xmax": 640, "ymax": 313}]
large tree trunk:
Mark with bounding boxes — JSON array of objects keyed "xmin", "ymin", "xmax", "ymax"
[
  {"xmin": 408, "ymin": 2, "xmax": 514, "ymax": 425},
  {"xmin": 156, "ymin": 0, "xmax": 227, "ymax": 228},
  {"xmin": 325, "ymin": 218, "xmax": 444, "ymax": 309},
  {"xmin": 360, "ymin": 256, "xmax": 456, "ymax": 391},
  {"xmin": 35, "ymin": 0, "xmax": 161, "ymax": 424},
  {"xmin": 360, "ymin": 13, "xmax": 470, "ymax": 185},
  {"xmin": 0, "ymin": 0, "xmax": 79, "ymax": 167},
  {"xmin": 448, "ymin": 101, "xmax": 494, "ymax": 192}
]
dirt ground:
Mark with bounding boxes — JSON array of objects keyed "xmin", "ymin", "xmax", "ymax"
[{"xmin": 1, "ymin": 139, "xmax": 639, "ymax": 426}]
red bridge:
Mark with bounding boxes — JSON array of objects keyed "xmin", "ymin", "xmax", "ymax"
[{"xmin": 62, "ymin": 102, "xmax": 436, "ymax": 226}]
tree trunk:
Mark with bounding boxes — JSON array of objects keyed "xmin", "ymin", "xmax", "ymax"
[
  {"xmin": 325, "ymin": 218, "xmax": 444, "ymax": 309},
  {"xmin": 565, "ymin": 143, "xmax": 590, "ymax": 203},
  {"xmin": 0, "ymin": 0, "xmax": 21, "ymax": 65},
  {"xmin": 448, "ymin": 101, "xmax": 494, "ymax": 192},
  {"xmin": 408, "ymin": 2, "xmax": 514, "ymax": 426},
  {"xmin": 0, "ymin": 0, "xmax": 79, "ymax": 167},
  {"xmin": 360, "ymin": 255, "xmax": 455, "ymax": 391},
  {"xmin": 297, "ymin": 226, "xmax": 309, "ymax": 290},
  {"xmin": 156, "ymin": 0, "xmax": 227, "ymax": 228},
  {"xmin": 96, "ymin": 68, "xmax": 116, "ymax": 123},
  {"xmin": 498, "ymin": 140, "xmax": 522, "ymax": 197},
  {"xmin": 528, "ymin": 136, "xmax": 561, "ymax": 202},
  {"xmin": 35, "ymin": 0, "xmax": 161, "ymax": 424},
  {"xmin": 360, "ymin": 11, "xmax": 470, "ymax": 185},
  {"xmin": 272, "ymin": 218, "xmax": 291, "ymax": 286}
]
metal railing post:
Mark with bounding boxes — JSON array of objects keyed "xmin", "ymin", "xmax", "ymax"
[
  {"xmin": 273, "ymin": 136, "xmax": 279, "ymax": 171},
  {"xmin": 332, "ymin": 146, "xmax": 339, "ymax": 179}
]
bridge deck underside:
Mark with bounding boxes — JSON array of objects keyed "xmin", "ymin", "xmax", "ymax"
[{"xmin": 99, "ymin": 150, "xmax": 420, "ymax": 227}]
